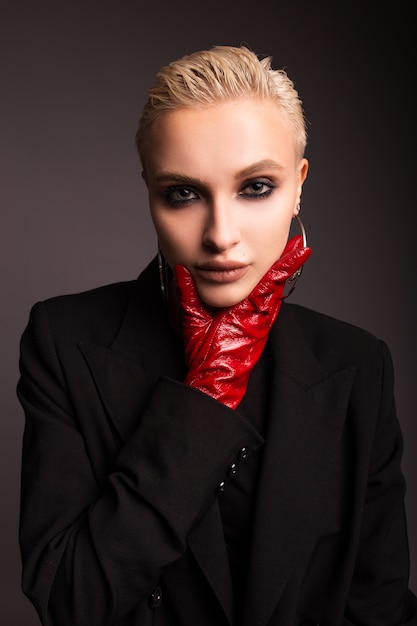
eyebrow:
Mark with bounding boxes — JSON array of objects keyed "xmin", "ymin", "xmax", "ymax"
[
  {"xmin": 155, "ymin": 172, "xmax": 204, "ymax": 185},
  {"xmin": 235, "ymin": 159, "xmax": 284, "ymax": 179},
  {"xmin": 154, "ymin": 159, "xmax": 284, "ymax": 185}
]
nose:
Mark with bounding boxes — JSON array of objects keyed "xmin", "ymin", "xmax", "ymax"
[{"xmin": 202, "ymin": 200, "xmax": 240, "ymax": 252}]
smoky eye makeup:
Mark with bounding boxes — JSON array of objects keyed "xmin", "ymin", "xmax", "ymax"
[
  {"xmin": 239, "ymin": 178, "xmax": 276, "ymax": 199},
  {"xmin": 157, "ymin": 173, "xmax": 278, "ymax": 207},
  {"xmin": 160, "ymin": 185, "xmax": 200, "ymax": 207}
]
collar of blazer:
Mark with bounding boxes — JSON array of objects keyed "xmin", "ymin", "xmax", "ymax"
[
  {"xmin": 243, "ymin": 314, "xmax": 355, "ymax": 626},
  {"xmin": 79, "ymin": 257, "xmax": 356, "ymax": 626}
]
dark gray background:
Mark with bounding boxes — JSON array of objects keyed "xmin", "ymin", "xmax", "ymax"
[{"xmin": 1, "ymin": 1, "xmax": 415, "ymax": 623}]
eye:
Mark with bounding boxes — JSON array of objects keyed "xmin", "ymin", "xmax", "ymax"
[
  {"xmin": 161, "ymin": 185, "xmax": 199, "ymax": 207},
  {"xmin": 239, "ymin": 178, "xmax": 275, "ymax": 199}
]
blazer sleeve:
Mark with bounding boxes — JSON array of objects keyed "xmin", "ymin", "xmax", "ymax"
[
  {"xmin": 343, "ymin": 340, "xmax": 417, "ymax": 624},
  {"xmin": 17, "ymin": 301, "xmax": 264, "ymax": 625}
]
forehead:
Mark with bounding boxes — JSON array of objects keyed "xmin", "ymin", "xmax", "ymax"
[{"xmin": 144, "ymin": 99, "xmax": 298, "ymax": 175}]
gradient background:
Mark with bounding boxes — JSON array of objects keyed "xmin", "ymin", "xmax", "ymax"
[{"xmin": 1, "ymin": 1, "xmax": 416, "ymax": 623}]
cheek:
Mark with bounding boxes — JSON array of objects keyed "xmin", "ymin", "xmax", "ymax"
[
  {"xmin": 153, "ymin": 214, "xmax": 198, "ymax": 267},
  {"xmin": 249, "ymin": 215, "xmax": 292, "ymax": 268}
]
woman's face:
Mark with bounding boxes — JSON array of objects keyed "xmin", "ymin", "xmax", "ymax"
[{"xmin": 143, "ymin": 98, "xmax": 308, "ymax": 308}]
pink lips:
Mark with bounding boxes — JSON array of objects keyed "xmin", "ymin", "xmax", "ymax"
[{"xmin": 195, "ymin": 262, "xmax": 249, "ymax": 284}]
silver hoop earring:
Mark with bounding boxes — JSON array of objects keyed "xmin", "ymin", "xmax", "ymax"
[
  {"xmin": 279, "ymin": 212, "xmax": 308, "ymax": 300},
  {"xmin": 295, "ymin": 212, "xmax": 307, "ymax": 248},
  {"xmin": 157, "ymin": 243, "xmax": 169, "ymax": 305}
]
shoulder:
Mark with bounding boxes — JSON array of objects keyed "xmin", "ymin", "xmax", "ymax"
[
  {"xmin": 21, "ymin": 258, "xmax": 160, "ymax": 347},
  {"xmin": 25, "ymin": 279, "xmax": 138, "ymax": 346},
  {"xmin": 284, "ymin": 302, "xmax": 378, "ymax": 342},
  {"xmin": 281, "ymin": 302, "xmax": 391, "ymax": 372}
]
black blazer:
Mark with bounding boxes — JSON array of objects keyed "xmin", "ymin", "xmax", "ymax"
[{"xmin": 17, "ymin": 258, "xmax": 417, "ymax": 626}]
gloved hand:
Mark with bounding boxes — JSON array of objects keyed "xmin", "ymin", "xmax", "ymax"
[{"xmin": 174, "ymin": 235, "xmax": 312, "ymax": 409}]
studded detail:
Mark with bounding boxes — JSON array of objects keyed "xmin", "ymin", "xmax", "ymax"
[
  {"xmin": 237, "ymin": 446, "xmax": 249, "ymax": 463},
  {"xmin": 217, "ymin": 480, "xmax": 227, "ymax": 495},
  {"xmin": 148, "ymin": 585, "xmax": 162, "ymax": 609},
  {"xmin": 227, "ymin": 462, "xmax": 238, "ymax": 478}
]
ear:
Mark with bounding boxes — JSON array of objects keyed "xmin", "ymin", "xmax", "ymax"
[
  {"xmin": 294, "ymin": 158, "xmax": 309, "ymax": 216},
  {"xmin": 298, "ymin": 158, "xmax": 309, "ymax": 184}
]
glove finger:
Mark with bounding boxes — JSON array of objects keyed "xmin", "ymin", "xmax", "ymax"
[
  {"xmin": 270, "ymin": 243, "xmax": 311, "ymax": 281},
  {"xmin": 247, "ymin": 238, "xmax": 311, "ymax": 312},
  {"xmin": 281, "ymin": 234, "xmax": 303, "ymax": 256},
  {"xmin": 174, "ymin": 264, "xmax": 199, "ymax": 307},
  {"xmin": 174, "ymin": 264, "xmax": 212, "ymax": 323}
]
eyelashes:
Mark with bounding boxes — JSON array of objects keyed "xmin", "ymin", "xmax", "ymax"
[
  {"xmin": 160, "ymin": 186, "xmax": 199, "ymax": 207},
  {"xmin": 160, "ymin": 178, "xmax": 276, "ymax": 207},
  {"xmin": 239, "ymin": 179, "xmax": 275, "ymax": 199}
]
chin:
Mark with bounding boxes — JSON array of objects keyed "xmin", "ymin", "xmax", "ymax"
[
  {"xmin": 197, "ymin": 284, "xmax": 252, "ymax": 309},
  {"xmin": 202, "ymin": 297, "xmax": 242, "ymax": 309}
]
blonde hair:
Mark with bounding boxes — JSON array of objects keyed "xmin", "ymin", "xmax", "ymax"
[{"xmin": 136, "ymin": 45, "xmax": 307, "ymax": 164}]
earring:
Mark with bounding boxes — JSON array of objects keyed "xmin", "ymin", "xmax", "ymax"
[
  {"xmin": 279, "ymin": 208, "xmax": 308, "ymax": 300},
  {"xmin": 295, "ymin": 205, "xmax": 307, "ymax": 248},
  {"xmin": 157, "ymin": 242, "xmax": 169, "ymax": 305}
]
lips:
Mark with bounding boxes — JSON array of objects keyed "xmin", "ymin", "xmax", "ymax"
[{"xmin": 194, "ymin": 262, "xmax": 249, "ymax": 284}]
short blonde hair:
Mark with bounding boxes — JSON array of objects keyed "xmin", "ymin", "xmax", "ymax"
[{"xmin": 136, "ymin": 45, "xmax": 307, "ymax": 164}]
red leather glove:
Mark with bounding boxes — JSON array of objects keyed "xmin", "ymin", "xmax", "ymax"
[{"xmin": 174, "ymin": 235, "xmax": 312, "ymax": 409}]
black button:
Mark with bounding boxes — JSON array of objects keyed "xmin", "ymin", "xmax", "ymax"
[
  {"xmin": 217, "ymin": 480, "xmax": 226, "ymax": 495},
  {"xmin": 148, "ymin": 585, "xmax": 162, "ymax": 609},
  {"xmin": 227, "ymin": 462, "xmax": 238, "ymax": 478},
  {"xmin": 237, "ymin": 446, "xmax": 249, "ymax": 463}
]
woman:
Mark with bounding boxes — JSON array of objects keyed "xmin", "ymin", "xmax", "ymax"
[{"xmin": 17, "ymin": 45, "xmax": 417, "ymax": 625}]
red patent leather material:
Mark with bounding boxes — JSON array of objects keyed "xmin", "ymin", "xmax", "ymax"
[{"xmin": 174, "ymin": 236, "xmax": 312, "ymax": 409}]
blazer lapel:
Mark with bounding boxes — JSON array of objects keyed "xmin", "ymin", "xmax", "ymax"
[
  {"xmin": 242, "ymin": 305, "xmax": 356, "ymax": 626},
  {"xmin": 79, "ymin": 258, "xmax": 186, "ymax": 443},
  {"xmin": 78, "ymin": 258, "xmax": 234, "ymax": 623}
]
